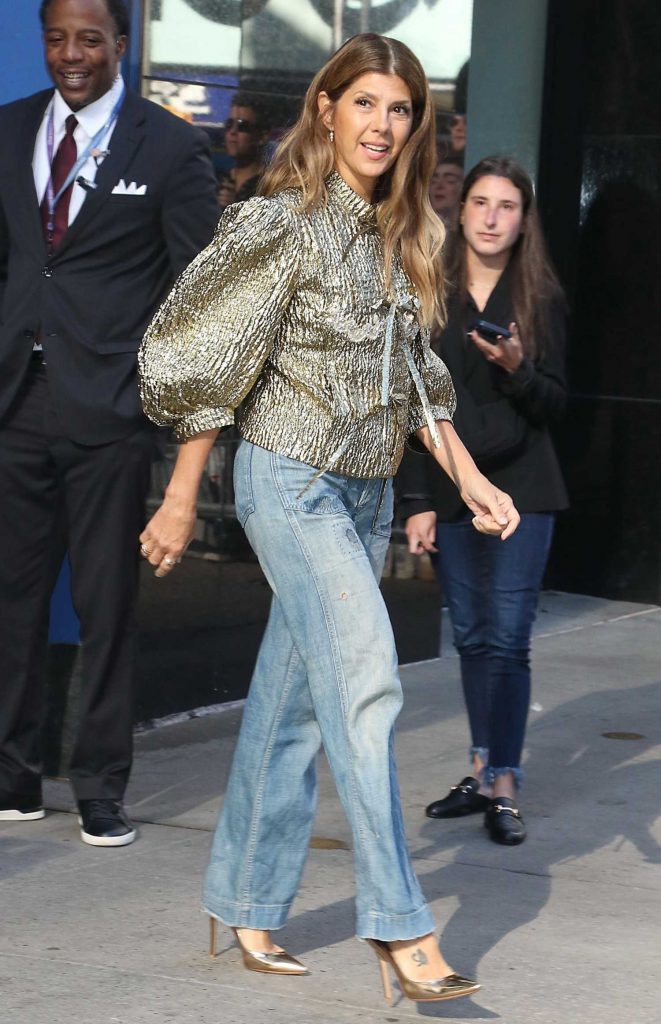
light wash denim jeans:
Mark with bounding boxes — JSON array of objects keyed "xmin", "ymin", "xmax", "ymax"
[{"xmin": 203, "ymin": 441, "xmax": 434, "ymax": 940}]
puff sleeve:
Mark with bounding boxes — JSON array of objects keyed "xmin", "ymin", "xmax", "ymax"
[
  {"xmin": 139, "ymin": 196, "xmax": 300, "ymax": 440},
  {"xmin": 405, "ymin": 326, "xmax": 456, "ymax": 438}
]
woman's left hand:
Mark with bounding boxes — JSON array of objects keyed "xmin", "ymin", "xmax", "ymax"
[
  {"xmin": 469, "ymin": 321, "xmax": 523, "ymax": 373},
  {"xmin": 460, "ymin": 470, "xmax": 520, "ymax": 540}
]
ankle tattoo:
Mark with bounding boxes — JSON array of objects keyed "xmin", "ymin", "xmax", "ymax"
[{"xmin": 411, "ymin": 947, "xmax": 429, "ymax": 967}]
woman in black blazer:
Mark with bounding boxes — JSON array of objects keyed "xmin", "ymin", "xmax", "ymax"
[{"xmin": 398, "ymin": 156, "xmax": 568, "ymax": 845}]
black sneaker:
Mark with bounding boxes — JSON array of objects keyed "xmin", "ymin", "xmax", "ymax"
[
  {"xmin": 0, "ymin": 793, "xmax": 45, "ymax": 821},
  {"xmin": 78, "ymin": 799, "xmax": 136, "ymax": 847}
]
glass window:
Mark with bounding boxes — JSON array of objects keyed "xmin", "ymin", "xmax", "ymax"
[{"xmin": 142, "ymin": 1, "xmax": 472, "ymax": 144}]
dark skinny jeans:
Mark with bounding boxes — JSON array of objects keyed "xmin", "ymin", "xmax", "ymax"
[{"xmin": 433, "ymin": 512, "xmax": 555, "ymax": 787}]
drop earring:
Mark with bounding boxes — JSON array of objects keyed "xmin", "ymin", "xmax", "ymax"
[{"xmin": 329, "ymin": 128, "xmax": 334, "ymax": 143}]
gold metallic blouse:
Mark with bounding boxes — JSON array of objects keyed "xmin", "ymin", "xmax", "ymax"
[{"xmin": 139, "ymin": 172, "xmax": 455, "ymax": 479}]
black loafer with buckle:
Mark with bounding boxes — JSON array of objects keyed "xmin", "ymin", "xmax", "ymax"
[
  {"xmin": 485, "ymin": 797, "xmax": 526, "ymax": 845},
  {"xmin": 425, "ymin": 776, "xmax": 491, "ymax": 819}
]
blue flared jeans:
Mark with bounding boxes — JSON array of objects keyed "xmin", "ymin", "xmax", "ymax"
[
  {"xmin": 203, "ymin": 441, "xmax": 434, "ymax": 940},
  {"xmin": 434, "ymin": 512, "xmax": 555, "ymax": 787}
]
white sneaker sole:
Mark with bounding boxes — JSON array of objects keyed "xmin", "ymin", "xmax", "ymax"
[
  {"xmin": 0, "ymin": 807, "xmax": 46, "ymax": 821},
  {"xmin": 78, "ymin": 817, "xmax": 136, "ymax": 847}
]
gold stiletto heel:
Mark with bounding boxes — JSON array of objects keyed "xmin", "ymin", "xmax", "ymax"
[
  {"xmin": 206, "ymin": 916, "xmax": 308, "ymax": 975},
  {"xmin": 365, "ymin": 938, "xmax": 479, "ymax": 1004},
  {"xmin": 231, "ymin": 928, "xmax": 308, "ymax": 975},
  {"xmin": 376, "ymin": 954, "xmax": 392, "ymax": 1003}
]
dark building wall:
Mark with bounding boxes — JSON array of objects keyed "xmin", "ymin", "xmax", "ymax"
[{"xmin": 541, "ymin": 0, "xmax": 661, "ymax": 603}]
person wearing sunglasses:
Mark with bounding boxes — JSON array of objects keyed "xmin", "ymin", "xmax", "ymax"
[{"xmin": 217, "ymin": 92, "xmax": 271, "ymax": 211}]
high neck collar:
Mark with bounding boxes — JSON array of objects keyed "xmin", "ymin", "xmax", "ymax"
[{"xmin": 326, "ymin": 171, "xmax": 377, "ymax": 225}]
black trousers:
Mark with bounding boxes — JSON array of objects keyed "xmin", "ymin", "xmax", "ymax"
[{"xmin": 0, "ymin": 363, "xmax": 154, "ymax": 801}]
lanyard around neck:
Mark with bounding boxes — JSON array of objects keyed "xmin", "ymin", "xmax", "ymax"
[{"xmin": 44, "ymin": 82, "xmax": 126, "ymax": 233}]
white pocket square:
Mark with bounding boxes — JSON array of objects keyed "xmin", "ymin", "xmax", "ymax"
[{"xmin": 111, "ymin": 178, "xmax": 148, "ymax": 196}]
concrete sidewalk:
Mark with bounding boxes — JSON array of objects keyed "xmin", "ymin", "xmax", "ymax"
[{"xmin": 2, "ymin": 592, "xmax": 660, "ymax": 1024}]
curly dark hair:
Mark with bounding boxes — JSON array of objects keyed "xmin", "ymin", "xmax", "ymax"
[{"xmin": 39, "ymin": 0, "xmax": 131, "ymax": 38}]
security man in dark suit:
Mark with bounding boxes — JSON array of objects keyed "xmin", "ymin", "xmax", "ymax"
[{"xmin": 0, "ymin": 0, "xmax": 219, "ymax": 845}]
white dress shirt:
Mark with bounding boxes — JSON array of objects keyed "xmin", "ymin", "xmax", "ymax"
[{"xmin": 32, "ymin": 75, "xmax": 125, "ymax": 226}]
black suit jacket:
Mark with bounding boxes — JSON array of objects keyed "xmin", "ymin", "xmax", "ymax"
[{"xmin": 0, "ymin": 88, "xmax": 219, "ymax": 444}]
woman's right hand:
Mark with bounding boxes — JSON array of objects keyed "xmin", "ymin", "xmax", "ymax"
[
  {"xmin": 139, "ymin": 491, "xmax": 198, "ymax": 578},
  {"xmin": 139, "ymin": 428, "xmax": 220, "ymax": 578},
  {"xmin": 405, "ymin": 511, "xmax": 438, "ymax": 554}
]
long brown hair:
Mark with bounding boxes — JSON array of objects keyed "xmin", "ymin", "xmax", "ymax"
[
  {"xmin": 445, "ymin": 155, "xmax": 564, "ymax": 358},
  {"xmin": 261, "ymin": 33, "xmax": 444, "ymax": 327}
]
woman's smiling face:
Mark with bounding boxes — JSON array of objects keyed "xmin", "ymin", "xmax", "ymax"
[{"xmin": 318, "ymin": 72, "xmax": 414, "ymax": 202}]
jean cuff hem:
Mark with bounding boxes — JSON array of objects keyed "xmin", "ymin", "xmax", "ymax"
[
  {"xmin": 356, "ymin": 904, "xmax": 435, "ymax": 942},
  {"xmin": 202, "ymin": 899, "xmax": 291, "ymax": 931},
  {"xmin": 484, "ymin": 766, "xmax": 523, "ymax": 788}
]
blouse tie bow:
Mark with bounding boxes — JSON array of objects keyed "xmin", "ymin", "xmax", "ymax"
[
  {"xmin": 296, "ymin": 292, "xmax": 441, "ymax": 497},
  {"xmin": 381, "ymin": 293, "xmax": 441, "ymax": 450}
]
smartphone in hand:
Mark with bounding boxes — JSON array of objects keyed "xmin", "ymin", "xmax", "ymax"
[{"xmin": 470, "ymin": 319, "xmax": 512, "ymax": 345}]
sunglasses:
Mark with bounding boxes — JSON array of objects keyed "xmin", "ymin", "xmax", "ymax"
[{"xmin": 224, "ymin": 117, "xmax": 258, "ymax": 133}]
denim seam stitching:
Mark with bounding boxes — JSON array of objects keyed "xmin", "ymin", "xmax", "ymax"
[
  {"xmin": 207, "ymin": 899, "xmax": 292, "ymax": 911},
  {"xmin": 235, "ymin": 465, "xmax": 300, "ymax": 911},
  {"xmin": 369, "ymin": 477, "xmax": 388, "ymax": 536},
  {"xmin": 270, "ymin": 454, "xmax": 374, "ymax": 903},
  {"xmin": 238, "ymin": 638, "xmax": 300, "ymax": 903},
  {"xmin": 362, "ymin": 906, "xmax": 430, "ymax": 921},
  {"xmin": 234, "ymin": 441, "xmax": 255, "ymax": 527},
  {"xmin": 237, "ymin": 641, "xmax": 300, "ymax": 908}
]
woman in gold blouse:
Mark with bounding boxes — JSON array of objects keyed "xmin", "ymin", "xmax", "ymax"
[{"xmin": 138, "ymin": 33, "xmax": 518, "ymax": 1004}]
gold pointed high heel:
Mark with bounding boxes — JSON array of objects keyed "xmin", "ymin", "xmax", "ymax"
[
  {"xmin": 365, "ymin": 938, "xmax": 479, "ymax": 1004},
  {"xmin": 208, "ymin": 917, "xmax": 308, "ymax": 975}
]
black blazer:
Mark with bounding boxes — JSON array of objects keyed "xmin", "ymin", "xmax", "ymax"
[
  {"xmin": 397, "ymin": 267, "xmax": 569, "ymax": 521},
  {"xmin": 0, "ymin": 88, "xmax": 219, "ymax": 444}
]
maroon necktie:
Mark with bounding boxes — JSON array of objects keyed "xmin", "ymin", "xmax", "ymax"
[{"xmin": 41, "ymin": 114, "xmax": 78, "ymax": 252}]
